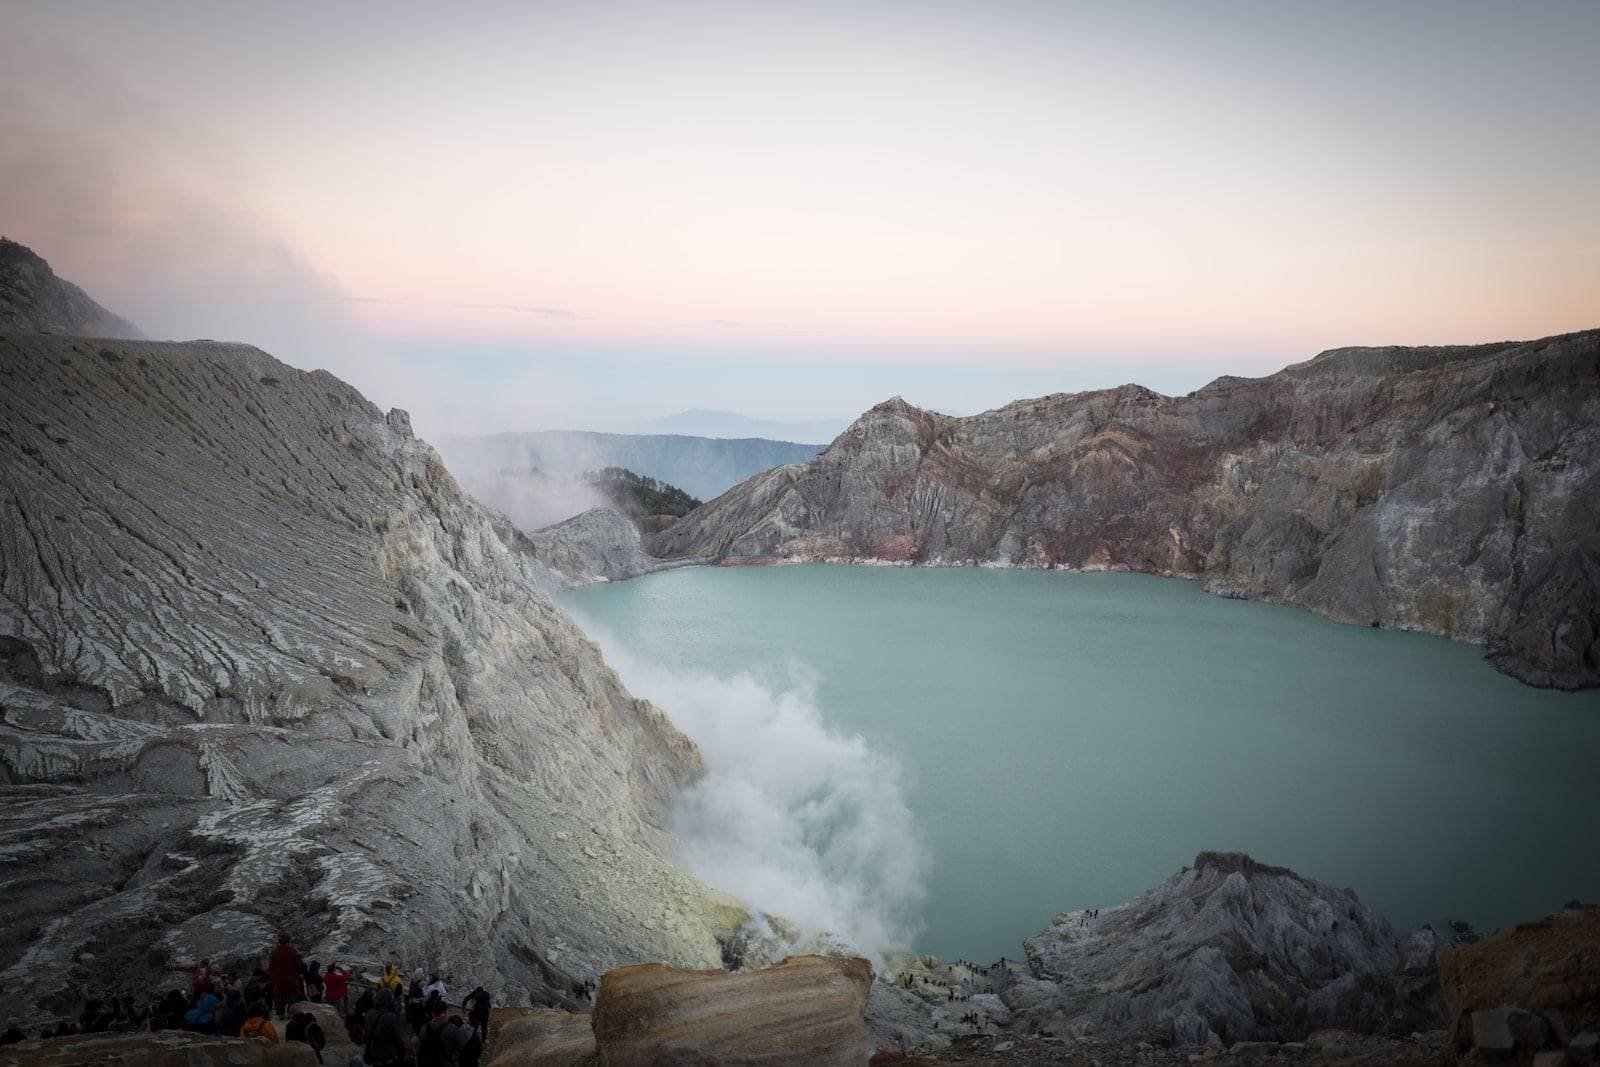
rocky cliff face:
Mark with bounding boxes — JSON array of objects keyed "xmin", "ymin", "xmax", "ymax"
[
  {"xmin": 0, "ymin": 329, "xmax": 745, "ymax": 1028},
  {"xmin": 0, "ymin": 239, "xmax": 143, "ymax": 340},
  {"xmin": 652, "ymin": 332, "xmax": 1600, "ymax": 688}
]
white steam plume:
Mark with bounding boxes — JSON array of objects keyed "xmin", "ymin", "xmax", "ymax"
[{"xmin": 593, "ymin": 635, "xmax": 927, "ymax": 963}]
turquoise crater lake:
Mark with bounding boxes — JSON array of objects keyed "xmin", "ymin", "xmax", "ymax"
[{"xmin": 562, "ymin": 564, "xmax": 1600, "ymax": 963}]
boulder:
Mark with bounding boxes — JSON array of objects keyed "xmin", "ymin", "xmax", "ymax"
[
  {"xmin": 590, "ymin": 954, "xmax": 877, "ymax": 1065},
  {"xmin": 484, "ymin": 1007, "xmax": 595, "ymax": 1067},
  {"xmin": 0, "ymin": 1030, "xmax": 316, "ymax": 1066},
  {"xmin": 1441, "ymin": 904, "xmax": 1600, "ymax": 1061}
]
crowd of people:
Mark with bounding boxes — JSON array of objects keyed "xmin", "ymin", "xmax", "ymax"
[{"xmin": 0, "ymin": 932, "xmax": 496, "ymax": 1067}]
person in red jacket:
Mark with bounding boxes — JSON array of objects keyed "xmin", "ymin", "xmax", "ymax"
[
  {"xmin": 322, "ymin": 961, "xmax": 350, "ymax": 1017},
  {"xmin": 266, "ymin": 932, "xmax": 303, "ymax": 1018}
]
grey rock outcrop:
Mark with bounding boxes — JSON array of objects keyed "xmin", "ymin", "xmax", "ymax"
[
  {"xmin": 0, "ymin": 239, "xmax": 144, "ymax": 340},
  {"xmin": 999, "ymin": 852, "xmax": 1442, "ymax": 1047},
  {"xmin": 652, "ymin": 332, "xmax": 1600, "ymax": 687},
  {"xmin": 0, "ymin": 330, "xmax": 747, "ymax": 1029},
  {"xmin": 525, "ymin": 505, "xmax": 700, "ymax": 583}
]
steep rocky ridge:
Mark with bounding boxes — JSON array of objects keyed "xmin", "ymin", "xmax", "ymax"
[
  {"xmin": 0, "ymin": 239, "xmax": 143, "ymax": 340},
  {"xmin": 652, "ymin": 332, "xmax": 1600, "ymax": 687},
  {"xmin": 0, "ymin": 330, "xmax": 746, "ymax": 1029}
]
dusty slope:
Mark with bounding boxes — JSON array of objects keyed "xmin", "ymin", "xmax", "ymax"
[
  {"xmin": 0, "ymin": 239, "xmax": 143, "ymax": 340},
  {"xmin": 652, "ymin": 332, "xmax": 1600, "ymax": 687},
  {"xmin": 0, "ymin": 332, "xmax": 745, "ymax": 1029}
]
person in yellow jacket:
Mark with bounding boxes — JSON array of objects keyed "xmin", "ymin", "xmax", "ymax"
[
  {"xmin": 377, "ymin": 963, "xmax": 404, "ymax": 998},
  {"xmin": 238, "ymin": 1001, "xmax": 279, "ymax": 1044}
]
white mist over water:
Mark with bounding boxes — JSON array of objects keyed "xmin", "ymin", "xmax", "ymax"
[{"xmin": 591, "ymin": 633, "xmax": 927, "ymax": 962}]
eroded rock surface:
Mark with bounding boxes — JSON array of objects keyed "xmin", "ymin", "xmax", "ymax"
[
  {"xmin": 0, "ymin": 330, "xmax": 745, "ymax": 1028},
  {"xmin": 1006, "ymin": 852, "xmax": 1442, "ymax": 1046},
  {"xmin": 652, "ymin": 332, "xmax": 1600, "ymax": 687},
  {"xmin": 870, "ymin": 853, "xmax": 1442, "ymax": 1053},
  {"xmin": 590, "ymin": 954, "xmax": 878, "ymax": 1065}
]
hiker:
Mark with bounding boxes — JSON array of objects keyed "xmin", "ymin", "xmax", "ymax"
[
  {"xmin": 177, "ymin": 958, "xmax": 215, "ymax": 997},
  {"xmin": 378, "ymin": 963, "xmax": 404, "ymax": 998},
  {"xmin": 268, "ymin": 931, "xmax": 303, "ymax": 1017},
  {"xmin": 417, "ymin": 998, "xmax": 472, "ymax": 1067},
  {"xmin": 463, "ymin": 984, "xmax": 491, "ymax": 1044},
  {"xmin": 286, "ymin": 1008, "xmax": 328, "ymax": 1063},
  {"xmin": 303, "ymin": 960, "xmax": 325, "ymax": 1003},
  {"xmin": 324, "ymin": 961, "xmax": 350, "ymax": 1016},
  {"xmin": 423, "ymin": 971, "xmax": 447, "ymax": 1000},
  {"xmin": 452, "ymin": 1013, "xmax": 485, "ymax": 1067},
  {"xmin": 183, "ymin": 990, "xmax": 220, "ymax": 1033},
  {"xmin": 217, "ymin": 989, "xmax": 247, "ymax": 1038},
  {"xmin": 107, "ymin": 1000, "xmax": 138, "ymax": 1032},
  {"xmin": 363, "ymin": 987, "xmax": 409, "ymax": 1067},
  {"xmin": 239, "ymin": 1001, "xmax": 279, "ymax": 1044},
  {"xmin": 406, "ymin": 985, "xmax": 429, "ymax": 1034},
  {"xmin": 408, "ymin": 969, "xmax": 426, "ymax": 1001},
  {"xmin": 153, "ymin": 991, "xmax": 188, "ymax": 1036},
  {"xmin": 345, "ymin": 988, "xmax": 371, "ymax": 1045}
]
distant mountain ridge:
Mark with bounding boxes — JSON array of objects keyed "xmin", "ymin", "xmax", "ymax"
[
  {"xmin": 437, "ymin": 429, "xmax": 825, "ymax": 502},
  {"xmin": 637, "ymin": 409, "xmax": 851, "ymax": 444},
  {"xmin": 0, "ymin": 237, "xmax": 144, "ymax": 339}
]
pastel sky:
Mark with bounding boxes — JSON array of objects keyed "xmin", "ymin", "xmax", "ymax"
[{"xmin": 2, "ymin": 1, "xmax": 1597, "ymax": 435}]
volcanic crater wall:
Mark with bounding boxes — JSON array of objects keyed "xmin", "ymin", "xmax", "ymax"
[
  {"xmin": 652, "ymin": 332, "xmax": 1600, "ymax": 688},
  {"xmin": 0, "ymin": 332, "xmax": 745, "ymax": 1026}
]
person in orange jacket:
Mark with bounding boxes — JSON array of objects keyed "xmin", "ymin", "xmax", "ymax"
[{"xmin": 238, "ymin": 1001, "xmax": 278, "ymax": 1044}]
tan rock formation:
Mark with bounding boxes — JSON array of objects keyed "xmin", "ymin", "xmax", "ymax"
[
  {"xmin": 486, "ymin": 1007, "xmax": 597, "ymax": 1067},
  {"xmin": 591, "ymin": 954, "xmax": 878, "ymax": 1065}
]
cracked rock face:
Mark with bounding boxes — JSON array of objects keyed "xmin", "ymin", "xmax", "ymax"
[
  {"xmin": 1000, "ymin": 852, "xmax": 1443, "ymax": 1048},
  {"xmin": 0, "ymin": 331, "xmax": 745, "ymax": 1029},
  {"xmin": 651, "ymin": 332, "xmax": 1600, "ymax": 688}
]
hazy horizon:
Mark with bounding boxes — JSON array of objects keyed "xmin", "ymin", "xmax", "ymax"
[{"xmin": 3, "ymin": 0, "xmax": 1597, "ymax": 437}]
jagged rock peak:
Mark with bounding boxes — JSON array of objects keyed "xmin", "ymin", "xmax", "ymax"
[
  {"xmin": 0, "ymin": 238, "xmax": 145, "ymax": 340},
  {"xmin": 1002, "ymin": 852, "xmax": 1444, "ymax": 1047}
]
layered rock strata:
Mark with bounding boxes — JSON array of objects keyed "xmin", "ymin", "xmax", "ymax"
[
  {"xmin": 652, "ymin": 332, "xmax": 1600, "ymax": 688},
  {"xmin": 589, "ymin": 954, "xmax": 877, "ymax": 1066},
  {"xmin": 0, "ymin": 331, "xmax": 744, "ymax": 1028}
]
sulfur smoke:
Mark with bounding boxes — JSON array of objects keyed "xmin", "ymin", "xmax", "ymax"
[{"xmin": 595, "ymin": 637, "xmax": 927, "ymax": 963}]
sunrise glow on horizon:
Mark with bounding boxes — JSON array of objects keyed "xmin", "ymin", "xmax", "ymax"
[{"xmin": 3, "ymin": 0, "xmax": 1597, "ymax": 430}]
